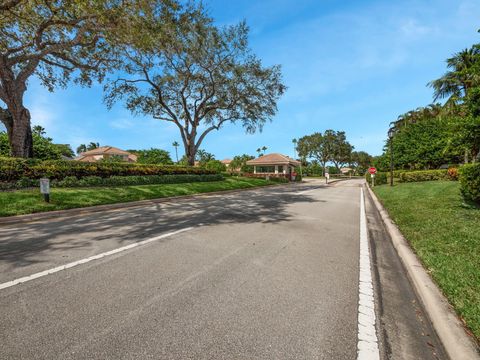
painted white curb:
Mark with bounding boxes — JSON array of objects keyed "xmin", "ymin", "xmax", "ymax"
[
  {"xmin": 367, "ymin": 185, "xmax": 480, "ymax": 360},
  {"xmin": 357, "ymin": 188, "xmax": 380, "ymax": 360}
]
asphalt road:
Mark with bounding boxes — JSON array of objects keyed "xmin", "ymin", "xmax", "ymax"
[{"xmin": 0, "ymin": 179, "xmax": 446, "ymax": 359}]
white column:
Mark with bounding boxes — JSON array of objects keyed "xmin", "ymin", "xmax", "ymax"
[
  {"xmin": 275, "ymin": 165, "xmax": 279, "ymax": 174},
  {"xmin": 254, "ymin": 165, "xmax": 257, "ymax": 174}
]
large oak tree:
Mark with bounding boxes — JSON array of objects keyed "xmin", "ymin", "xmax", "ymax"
[
  {"xmin": 0, "ymin": 0, "xmax": 178, "ymax": 157},
  {"xmin": 105, "ymin": 11, "xmax": 286, "ymax": 165}
]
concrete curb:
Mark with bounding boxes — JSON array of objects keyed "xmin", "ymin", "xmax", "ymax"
[
  {"xmin": 0, "ymin": 182, "xmax": 298, "ymax": 226},
  {"xmin": 366, "ymin": 185, "xmax": 480, "ymax": 360}
]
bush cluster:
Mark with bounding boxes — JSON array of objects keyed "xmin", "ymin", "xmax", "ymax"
[
  {"xmin": 0, "ymin": 157, "xmax": 216, "ymax": 182},
  {"xmin": 365, "ymin": 172, "xmax": 388, "ymax": 185},
  {"xmin": 397, "ymin": 169, "xmax": 452, "ymax": 182},
  {"xmin": 459, "ymin": 163, "xmax": 480, "ymax": 204},
  {"xmin": 269, "ymin": 176, "xmax": 289, "ymax": 183},
  {"xmin": 0, "ymin": 174, "xmax": 224, "ymax": 190}
]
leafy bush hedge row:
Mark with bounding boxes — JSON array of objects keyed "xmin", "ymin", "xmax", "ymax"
[
  {"xmin": 0, "ymin": 174, "xmax": 224, "ymax": 190},
  {"xmin": 365, "ymin": 172, "xmax": 388, "ymax": 186},
  {"xmin": 459, "ymin": 163, "xmax": 480, "ymax": 204},
  {"xmin": 269, "ymin": 177, "xmax": 289, "ymax": 183},
  {"xmin": 366, "ymin": 169, "xmax": 459, "ymax": 185},
  {"xmin": 398, "ymin": 169, "xmax": 451, "ymax": 182},
  {"xmin": 0, "ymin": 157, "xmax": 216, "ymax": 181}
]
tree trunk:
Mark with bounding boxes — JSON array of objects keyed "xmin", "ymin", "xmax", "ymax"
[
  {"xmin": 8, "ymin": 105, "xmax": 33, "ymax": 158},
  {"xmin": 184, "ymin": 139, "xmax": 196, "ymax": 166}
]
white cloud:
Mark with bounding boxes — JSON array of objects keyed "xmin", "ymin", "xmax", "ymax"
[{"xmin": 109, "ymin": 118, "xmax": 134, "ymax": 129}]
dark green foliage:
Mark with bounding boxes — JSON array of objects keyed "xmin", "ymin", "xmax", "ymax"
[
  {"xmin": 202, "ymin": 160, "xmax": 226, "ymax": 173},
  {"xmin": 390, "ymin": 117, "xmax": 463, "ymax": 170},
  {"xmin": 229, "ymin": 154, "xmax": 255, "ymax": 173},
  {"xmin": 0, "ymin": 174, "xmax": 224, "ymax": 190},
  {"xmin": 398, "ymin": 169, "xmax": 450, "ymax": 182},
  {"xmin": 459, "ymin": 163, "xmax": 480, "ymax": 203},
  {"xmin": 0, "ymin": 157, "xmax": 216, "ymax": 182},
  {"xmin": 268, "ymin": 177, "xmax": 289, "ymax": 183},
  {"xmin": 304, "ymin": 162, "xmax": 323, "ymax": 176},
  {"xmin": 0, "ymin": 130, "xmax": 73, "ymax": 160},
  {"xmin": 365, "ymin": 172, "xmax": 387, "ymax": 185},
  {"xmin": 131, "ymin": 148, "xmax": 173, "ymax": 165},
  {"xmin": 350, "ymin": 151, "xmax": 373, "ymax": 174}
]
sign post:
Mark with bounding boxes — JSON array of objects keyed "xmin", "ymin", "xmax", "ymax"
[
  {"xmin": 40, "ymin": 178, "xmax": 50, "ymax": 203},
  {"xmin": 368, "ymin": 167, "xmax": 377, "ymax": 187}
]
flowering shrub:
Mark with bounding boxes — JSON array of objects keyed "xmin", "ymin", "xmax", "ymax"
[{"xmin": 0, "ymin": 157, "xmax": 216, "ymax": 182}]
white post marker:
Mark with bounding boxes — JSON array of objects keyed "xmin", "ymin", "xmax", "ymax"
[
  {"xmin": 357, "ymin": 188, "xmax": 380, "ymax": 360},
  {"xmin": 40, "ymin": 178, "xmax": 50, "ymax": 202}
]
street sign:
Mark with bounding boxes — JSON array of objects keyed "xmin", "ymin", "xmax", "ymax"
[
  {"xmin": 368, "ymin": 167, "xmax": 377, "ymax": 175},
  {"xmin": 40, "ymin": 178, "xmax": 50, "ymax": 202},
  {"xmin": 40, "ymin": 178, "xmax": 50, "ymax": 194}
]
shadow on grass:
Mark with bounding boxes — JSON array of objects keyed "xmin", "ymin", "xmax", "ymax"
[{"xmin": 0, "ymin": 181, "xmax": 328, "ymax": 269}]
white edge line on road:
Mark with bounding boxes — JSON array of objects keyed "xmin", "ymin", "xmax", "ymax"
[
  {"xmin": 0, "ymin": 227, "xmax": 194, "ymax": 291},
  {"xmin": 357, "ymin": 187, "xmax": 380, "ymax": 360}
]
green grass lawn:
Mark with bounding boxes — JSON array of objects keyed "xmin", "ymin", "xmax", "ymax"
[
  {"xmin": 0, "ymin": 177, "xmax": 276, "ymax": 217},
  {"xmin": 374, "ymin": 181, "xmax": 480, "ymax": 340}
]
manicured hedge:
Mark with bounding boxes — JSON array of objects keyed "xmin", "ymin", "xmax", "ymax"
[
  {"xmin": 365, "ymin": 172, "xmax": 388, "ymax": 185},
  {"xmin": 0, "ymin": 174, "xmax": 224, "ymax": 190},
  {"xmin": 398, "ymin": 169, "xmax": 451, "ymax": 182},
  {"xmin": 459, "ymin": 163, "xmax": 480, "ymax": 204},
  {"xmin": 0, "ymin": 157, "xmax": 216, "ymax": 182}
]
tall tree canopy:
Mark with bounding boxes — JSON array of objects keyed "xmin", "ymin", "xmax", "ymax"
[
  {"xmin": 105, "ymin": 9, "xmax": 286, "ymax": 165},
  {"xmin": 297, "ymin": 130, "xmax": 354, "ymax": 173},
  {"xmin": 0, "ymin": 0, "xmax": 179, "ymax": 158},
  {"xmin": 427, "ymin": 46, "xmax": 480, "ymax": 104}
]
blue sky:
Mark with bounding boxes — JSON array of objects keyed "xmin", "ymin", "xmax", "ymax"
[{"xmin": 17, "ymin": 0, "xmax": 480, "ymax": 159}]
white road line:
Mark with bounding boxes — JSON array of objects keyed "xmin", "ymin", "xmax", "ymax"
[
  {"xmin": 357, "ymin": 188, "xmax": 380, "ymax": 360},
  {"xmin": 0, "ymin": 227, "xmax": 193, "ymax": 291}
]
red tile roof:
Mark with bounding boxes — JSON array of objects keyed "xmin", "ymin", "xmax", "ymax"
[{"xmin": 246, "ymin": 153, "xmax": 301, "ymax": 166}]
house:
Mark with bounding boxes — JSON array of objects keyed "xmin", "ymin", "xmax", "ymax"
[
  {"xmin": 340, "ymin": 167, "xmax": 353, "ymax": 175},
  {"xmin": 76, "ymin": 146, "xmax": 138, "ymax": 163},
  {"xmin": 246, "ymin": 153, "xmax": 301, "ymax": 180},
  {"xmin": 221, "ymin": 159, "xmax": 232, "ymax": 168}
]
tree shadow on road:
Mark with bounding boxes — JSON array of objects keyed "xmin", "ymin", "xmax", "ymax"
[{"xmin": 0, "ymin": 184, "xmax": 328, "ymax": 269}]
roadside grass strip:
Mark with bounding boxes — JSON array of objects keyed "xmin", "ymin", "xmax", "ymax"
[
  {"xmin": 0, "ymin": 227, "xmax": 193, "ymax": 290},
  {"xmin": 357, "ymin": 188, "xmax": 380, "ymax": 360},
  {"xmin": 0, "ymin": 177, "xmax": 274, "ymax": 217},
  {"xmin": 374, "ymin": 181, "xmax": 480, "ymax": 341}
]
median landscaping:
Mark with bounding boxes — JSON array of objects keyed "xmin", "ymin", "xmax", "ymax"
[
  {"xmin": 373, "ymin": 181, "xmax": 480, "ymax": 341},
  {"xmin": 0, "ymin": 177, "xmax": 276, "ymax": 217}
]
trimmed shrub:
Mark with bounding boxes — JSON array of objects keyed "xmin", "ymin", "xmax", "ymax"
[
  {"xmin": 269, "ymin": 176, "xmax": 289, "ymax": 183},
  {"xmin": 203, "ymin": 160, "xmax": 227, "ymax": 173},
  {"xmin": 52, "ymin": 174, "xmax": 224, "ymax": 188},
  {"xmin": 0, "ymin": 157, "xmax": 216, "ymax": 182},
  {"xmin": 459, "ymin": 163, "xmax": 480, "ymax": 204},
  {"xmin": 0, "ymin": 174, "xmax": 224, "ymax": 190},
  {"xmin": 398, "ymin": 169, "xmax": 449, "ymax": 183},
  {"xmin": 365, "ymin": 172, "xmax": 387, "ymax": 185}
]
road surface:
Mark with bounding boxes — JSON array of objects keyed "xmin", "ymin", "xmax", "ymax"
[{"xmin": 0, "ymin": 179, "xmax": 446, "ymax": 359}]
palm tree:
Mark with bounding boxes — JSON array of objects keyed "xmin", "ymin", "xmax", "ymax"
[
  {"xmin": 428, "ymin": 46, "xmax": 480, "ymax": 103},
  {"xmin": 76, "ymin": 144, "xmax": 87, "ymax": 155},
  {"xmin": 256, "ymin": 148, "xmax": 261, "ymax": 157},
  {"xmin": 87, "ymin": 142, "xmax": 100, "ymax": 151},
  {"xmin": 172, "ymin": 141, "xmax": 180, "ymax": 163},
  {"xmin": 262, "ymin": 146, "xmax": 267, "ymax": 155},
  {"xmin": 292, "ymin": 138, "xmax": 297, "ymax": 158}
]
